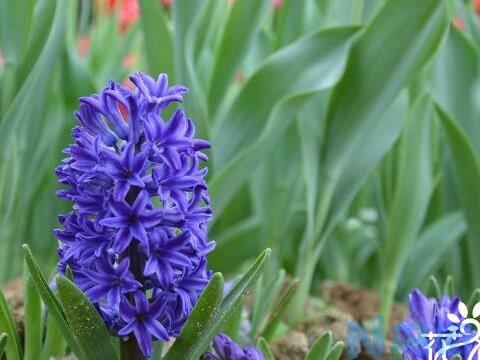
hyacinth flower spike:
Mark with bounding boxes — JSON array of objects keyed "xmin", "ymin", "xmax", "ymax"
[{"xmin": 55, "ymin": 72, "xmax": 214, "ymax": 358}]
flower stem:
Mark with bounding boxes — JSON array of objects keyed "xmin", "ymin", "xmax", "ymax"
[{"xmin": 120, "ymin": 186, "xmax": 145, "ymax": 360}]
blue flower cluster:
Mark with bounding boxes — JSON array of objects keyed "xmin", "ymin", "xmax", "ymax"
[
  {"xmin": 394, "ymin": 289, "xmax": 474, "ymax": 359},
  {"xmin": 203, "ymin": 334, "xmax": 264, "ymax": 360},
  {"xmin": 55, "ymin": 72, "xmax": 214, "ymax": 357}
]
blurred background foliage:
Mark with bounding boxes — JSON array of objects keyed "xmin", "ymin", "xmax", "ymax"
[{"xmin": 1, "ymin": 0, "xmax": 480, "ymax": 322}]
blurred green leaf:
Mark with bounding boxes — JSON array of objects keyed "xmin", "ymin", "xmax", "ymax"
[
  {"xmin": 0, "ymin": 290, "xmax": 21, "ymax": 360},
  {"xmin": 398, "ymin": 211, "xmax": 466, "ymax": 296},
  {"xmin": 39, "ymin": 315, "xmax": 67, "ymax": 360},
  {"xmin": 257, "ymin": 337, "xmax": 275, "ymax": 360},
  {"xmin": 0, "ymin": 333, "xmax": 7, "ymax": 357},
  {"xmin": 380, "ymin": 95, "xmax": 434, "ymax": 322},
  {"xmin": 318, "ymin": 0, "xmax": 449, "ymax": 238},
  {"xmin": 436, "ymin": 103, "xmax": 480, "ymax": 288},
  {"xmin": 56, "ymin": 275, "xmax": 118, "ymax": 360},
  {"xmin": 261, "ymin": 278, "xmax": 299, "ymax": 340},
  {"xmin": 164, "ymin": 273, "xmax": 224, "ymax": 360},
  {"xmin": 208, "ymin": 0, "xmax": 269, "ymax": 116},
  {"xmin": 139, "ymin": 0, "xmax": 174, "ymax": 77},
  {"xmin": 210, "ymin": 26, "xmax": 359, "ymax": 216},
  {"xmin": 23, "ymin": 259, "xmax": 43, "ymax": 360}
]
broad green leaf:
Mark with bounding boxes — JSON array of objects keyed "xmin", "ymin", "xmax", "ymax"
[
  {"xmin": 261, "ymin": 279, "xmax": 300, "ymax": 340},
  {"xmin": 0, "ymin": 290, "xmax": 21, "ymax": 360},
  {"xmin": 0, "ymin": 0, "xmax": 35, "ymax": 110},
  {"xmin": 398, "ymin": 211, "xmax": 466, "ymax": 296},
  {"xmin": 306, "ymin": 332, "xmax": 332, "ymax": 360},
  {"xmin": 164, "ymin": 273, "xmax": 224, "ymax": 360},
  {"xmin": 380, "ymin": 96, "xmax": 435, "ymax": 322},
  {"xmin": 166, "ymin": 249, "xmax": 271, "ymax": 360},
  {"xmin": 56, "ymin": 275, "xmax": 118, "ymax": 360},
  {"xmin": 172, "ymin": 0, "xmax": 207, "ymax": 83},
  {"xmin": 212, "ymin": 26, "xmax": 359, "ymax": 169},
  {"xmin": 0, "ymin": 333, "xmax": 7, "ymax": 357},
  {"xmin": 23, "ymin": 259, "xmax": 43, "ymax": 360},
  {"xmin": 257, "ymin": 337, "xmax": 275, "ymax": 360},
  {"xmin": 430, "ymin": 27, "xmax": 480, "ymax": 152},
  {"xmin": 208, "ymin": 0, "xmax": 269, "ymax": 115},
  {"xmin": 275, "ymin": 0, "xmax": 319, "ymax": 48},
  {"xmin": 139, "ymin": 0, "xmax": 174, "ymax": 77},
  {"xmin": 22, "ymin": 244, "xmax": 85, "ymax": 358},
  {"xmin": 0, "ymin": 0, "xmax": 66, "ymax": 152},
  {"xmin": 17, "ymin": 0, "xmax": 57, "ymax": 87},
  {"xmin": 210, "ymin": 26, "xmax": 359, "ymax": 215},
  {"xmin": 316, "ymin": 0, "xmax": 449, "ymax": 237},
  {"xmin": 435, "ymin": 103, "xmax": 480, "ymax": 288}
]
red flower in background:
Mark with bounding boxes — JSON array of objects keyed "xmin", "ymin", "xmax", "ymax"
[
  {"xmin": 119, "ymin": 0, "xmax": 139, "ymax": 33},
  {"xmin": 453, "ymin": 16, "xmax": 465, "ymax": 31},
  {"xmin": 77, "ymin": 35, "xmax": 90, "ymax": 57},
  {"xmin": 475, "ymin": 0, "xmax": 480, "ymax": 15},
  {"xmin": 271, "ymin": 0, "xmax": 283, "ymax": 9},
  {"xmin": 160, "ymin": 0, "xmax": 172, "ymax": 9}
]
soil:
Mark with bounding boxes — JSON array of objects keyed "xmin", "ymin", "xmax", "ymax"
[
  {"xmin": 270, "ymin": 282, "xmax": 407, "ymax": 360},
  {"xmin": 3, "ymin": 278, "xmax": 24, "ymax": 338}
]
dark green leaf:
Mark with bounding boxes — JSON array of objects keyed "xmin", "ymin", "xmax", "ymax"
[
  {"xmin": 164, "ymin": 273, "xmax": 224, "ymax": 360},
  {"xmin": 0, "ymin": 290, "xmax": 21, "ymax": 360},
  {"xmin": 23, "ymin": 259, "xmax": 43, "ymax": 360},
  {"xmin": 56, "ymin": 275, "xmax": 118, "ymax": 360}
]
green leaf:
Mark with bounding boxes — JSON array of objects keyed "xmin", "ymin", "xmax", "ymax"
[
  {"xmin": 325, "ymin": 341, "xmax": 344, "ymax": 360},
  {"xmin": 212, "ymin": 26, "xmax": 358, "ymax": 168},
  {"xmin": 56, "ymin": 275, "xmax": 118, "ymax": 360},
  {"xmin": 0, "ymin": 290, "xmax": 21, "ymax": 360},
  {"xmin": 257, "ymin": 337, "xmax": 275, "ymax": 360},
  {"xmin": 398, "ymin": 211, "xmax": 466, "ymax": 296},
  {"xmin": 139, "ymin": 0, "xmax": 174, "ymax": 77},
  {"xmin": 208, "ymin": 0, "xmax": 269, "ymax": 115},
  {"xmin": 0, "ymin": 333, "xmax": 7, "ymax": 357},
  {"xmin": 39, "ymin": 314, "xmax": 67, "ymax": 360},
  {"xmin": 22, "ymin": 244, "xmax": 85, "ymax": 359},
  {"xmin": 430, "ymin": 27, "xmax": 480, "ymax": 151},
  {"xmin": 166, "ymin": 249, "xmax": 271, "ymax": 360},
  {"xmin": 164, "ymin": 273, "xmax": 224, "ymax": 360},
  {"xmin": 172, "ymin": 0, "xmax": 207, "ymax": 83},
  {"xmin": 317, "ymin": 0, "xmax": 449, "ymax": 238},
  {"xmin": 0, "ymin": 0, "xmax": 67, "ymax": 146},
  {"xmin": 23, "ymin": 259, "xmax": 43, "ymax": 360},
  {"xmin": 210, "ymin": 26, "xmax": 359, "ymax": 216},
  {"xmin": 261, "ymin": 279, "xmax": 300, "ymax": 340},
  {"xmin": 306, "ymin": 332, "xmax": 332, "ymax": 360},
  {"xmin": 380, "ymin": 95, "xmax": 435, "ymax": 323},
  {"xmin": 435, "ymin": 103, "xmax": 480, "ymax": 288}
]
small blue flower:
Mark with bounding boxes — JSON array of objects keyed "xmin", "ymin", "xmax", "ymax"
[
  {"xmin": 203, "ymin": 333, "xmax": 264, "ymax": 360},
  {"xmin": 394, "ymin": 289, "xmax": 474, "ymax": 359},
  {"xmin": 118, "ymin": 292, "xmax": 169, "ymax": 357}
]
